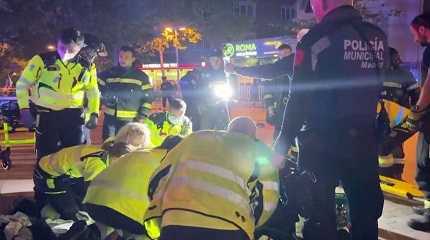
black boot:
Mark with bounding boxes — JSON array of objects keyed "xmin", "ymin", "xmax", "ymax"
[{"xmin": 408, "ymin": 213, "xmax": 430, "ymax": 232}]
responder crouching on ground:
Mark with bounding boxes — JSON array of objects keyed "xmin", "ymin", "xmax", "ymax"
[
  {"xmin": 144, "ymin": 117, "xmax": 281, "ymax": 240},
  {"xmin": 33, "ymin": 122, "xmax": 149, "ymax": 223},
  {"xmin": 16, "ymin": 28, "xmax": 101, "ymax": 159},
  {"xmin": 98, "ymin": 46, "xmax": 154, "ymax": 141},
  {"xmin": 146, "ymin": 97, "xmax": 192, "ymax": 147},
  {"xmin": 83, "ymin": 136, "xmax": 183, "ymax": 240}
]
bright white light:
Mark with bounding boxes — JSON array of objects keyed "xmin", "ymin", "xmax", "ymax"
[
  {"xmin": 46, "ymin": 45, "xmax": 56, "ymax": 50},
  {"xmin": 213, "ymin": 82, "xmax": 233, "ymax": 100}
]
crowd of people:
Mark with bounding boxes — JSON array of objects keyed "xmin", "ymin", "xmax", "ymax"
[{"xmin": 3, "ymin": 0, "xmax": 430, "ymax": 239}]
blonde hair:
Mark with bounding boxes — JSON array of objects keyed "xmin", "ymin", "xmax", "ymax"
[{"xmin": 102, "ymin": 122, "xmax": 150, "ymax": 157}]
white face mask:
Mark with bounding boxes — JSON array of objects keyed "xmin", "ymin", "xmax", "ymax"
[
  {"xmin": 62, "ymin": 52, "xmax": 76, "ymax": 62},
  {"xmin": 168, "ymin": 114, "xmax": 184, "ymax": 125}
]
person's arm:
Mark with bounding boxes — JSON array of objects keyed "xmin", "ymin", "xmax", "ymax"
[
  {"xmin": 85, "ymin": 64, "xmax": 101, "ymax": 116},
  {"xmin": 16, "ymin": 55, "xmax": 44, "ymax": 109},
  {"xmin": 416, "ymin": 72, "xmax": 430, "ymax": 110},
  {"xmin": 234, "ymin": 63, "xmax": 278, "ymax": 79},
  {"xmin": 280, "ymin": 45, "xmax": 312, "ymax": 148},
  {"xmin": 138, "ymin": 74, "xmax": 155, "ymax": 119},
  {"xmin": 180, "ymin": 117, "xmax": 193, "ymax": 136}
]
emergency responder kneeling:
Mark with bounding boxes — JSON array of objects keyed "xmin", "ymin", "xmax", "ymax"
[
  {"xmin": 98, "ymin": 46, "xmax": 154, "ymax": 141},
  {"xmin": 146, "ymin": 97, "xmax": 192, "ymax": 147},
  {"xmin": 33, "ymin": 122, "xmax": 149, "ymax": 223},
  {"xmin": 144, "ymin": 117, "xmax": 281, "ymax": 240},
  {"xmin": 16, "ymin": 27, "xmax": 101, "ymax": 159},
  {"xmin": 83, "ymin": 136, "xmax": 183, "ymax": 240}
]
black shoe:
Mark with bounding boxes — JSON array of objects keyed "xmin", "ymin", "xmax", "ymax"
[
  {"xmin": 412, "ymin": 206, "xmax": 430, "ymax": 216},
  {"xmin": 408, "ymin": 215, "xmax": 430, "ymax": 232}
]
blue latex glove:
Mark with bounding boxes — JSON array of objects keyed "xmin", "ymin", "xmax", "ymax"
[{"xmin": 20, "ymin": 108, "xmax": 34, "ymax": 129}]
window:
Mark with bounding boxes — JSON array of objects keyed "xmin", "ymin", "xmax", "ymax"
[
  {"xmin": 233, "ymin": 0, "xmax": 255, "ymax": 17},
  {"xmin": 281, "ymin": 6, "xmax": 297, "ymax": 21},
  {"xmin": 247, "ymin": 5, "xmax": 253, "ymax": 17},
  {"xmin": 240, "ymin": 5, "xmax": 247, "ymax": 16}
]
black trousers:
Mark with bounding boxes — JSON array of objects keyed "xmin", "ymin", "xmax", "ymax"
[
  {"xmin": 416, "ymin": 133, "xmax": 430, "ymax": 199},
  {"xmin": 33, "ymin": 170, "xmax": 87, "ymax": 220},
  {"xmin": 35, "ymin": 108, "xmax": 84, "ymax": 160},
  {"xmin": 102, "ymin": 114, "xmax": 130, "ymax": 141},
  {"xmin": 298, "ymin": 129, "xmax": 384, "ymax": 240},
  {"xmin": 84, "ymin": 204, "xmax": 145, "ymax": 235},
  {"xmin": 160, "ymin": 225, "xmax": 249, "ymax": 240}
]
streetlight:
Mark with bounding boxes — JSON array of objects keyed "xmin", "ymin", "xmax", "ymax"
[{"xmin": 46, "ymin": 44, "xmax": 56, "ymax": 51}]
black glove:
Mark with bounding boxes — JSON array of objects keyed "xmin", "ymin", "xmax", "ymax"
[{"xmin": 85, "ymin": 113, "xmax": 98, "ymax": 129}]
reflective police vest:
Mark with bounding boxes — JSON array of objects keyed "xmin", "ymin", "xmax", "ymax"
[
  {"xmin": 84, "ymin": 149, "xmax": 167, "ymax": 226},
  {"xmin": 144, "ymin": 131, "xmax": 274, "ymax": 240},
  {"xmin": 38, "ymin": 145, "xmax": 109, "ymax": 182},
  {"xmin": 16, "ymin": 52, "xmax": 100, "ymax": 113}
]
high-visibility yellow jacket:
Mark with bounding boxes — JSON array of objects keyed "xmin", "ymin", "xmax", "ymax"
[
  {"xmin": 377, "ymin": 100, "xmax": 410, "ymax": 128},
  {"xmin": 38, "ymin": 145, "xmax": 109, "ymax": 181},
  {"xmin": 145, "ymin": 112, "xmax": 192, "ymax": 147},
  {"xmin": 144, "ymin": 131, "xmax": 276, "ymax": 240},
  {"xmin": 16, "ymin": 52, "xmax": 100, "ymax": 114},
  {"xmin": 83, "ymin": 148, "xmax": 167, "ymax": 226}
]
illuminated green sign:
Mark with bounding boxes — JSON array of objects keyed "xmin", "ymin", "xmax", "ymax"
[{"xmin": 224, "ymin": 42, "xmax": 257, "ymax": 57}]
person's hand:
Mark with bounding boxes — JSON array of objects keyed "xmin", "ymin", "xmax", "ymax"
[
  {"xmin": 19, "ymin": 108, "xmax": 34, "ymax": 129},
  {"xmin": 403, "ymin": 106, "xmax": 428, "ymax": 131},
  {"xmin": 85, "ymin": 113, "xmax": 98, "ymax": 129}
]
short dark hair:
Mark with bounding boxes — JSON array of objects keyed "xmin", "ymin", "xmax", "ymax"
[
  {"xmin": 169, "ymin": 97, "xmax": 186, "ymax": 110},
  {"xmin": 389, "ymin": 47, "xmax": 399, "ymax": 57},
  {"xmin": 278, "ymin": 43, "xmax": 292, "ymax": 51},
  {"xmin": 59, "ymin": 27, "xmax": 84, "ymax": 45},
  {"xmin": 119, "ymin": 46, "xmax": 136, "ymax": 56},
  {"xmin": 411, "ymin": 14, "xmax": 430, "ymax": 30}
]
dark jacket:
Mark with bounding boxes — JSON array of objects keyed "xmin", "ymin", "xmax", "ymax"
[
  {"xmin": 98, "ymin": 66, "xmax": 154, "ymax": 120},
  {"xmin": 283, "ymin": 6, "xmax": 389, "ymax": 147},
  {"xmin": 422, "ymin": 47, "xmax": 430, "ymax": 84}
]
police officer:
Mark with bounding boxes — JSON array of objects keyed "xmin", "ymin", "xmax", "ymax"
[
  {"xmin": 226, "ymin": 43, "xmax": 294, "ymax": 148},
  {"xmin": 16, "ymin": 28, "xmax": 100, "ymax": 159},
  {"xmin": 144, "ymin": 117, "xmax": 280, "ymax": 240},
  {"xmin": 98, "ymin": 46, "xmax": 154, "ymax": 141},
  {"xmin": 407, "ymin": 13, "xmax": 430, "ymax": 231},
  {"xmin": 277, "ymin": 0, "xmax": 388, "ymax": 239},
  {"xmin": 179, "ymin": 49, "xmax": 229, "ymax": 131}
]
